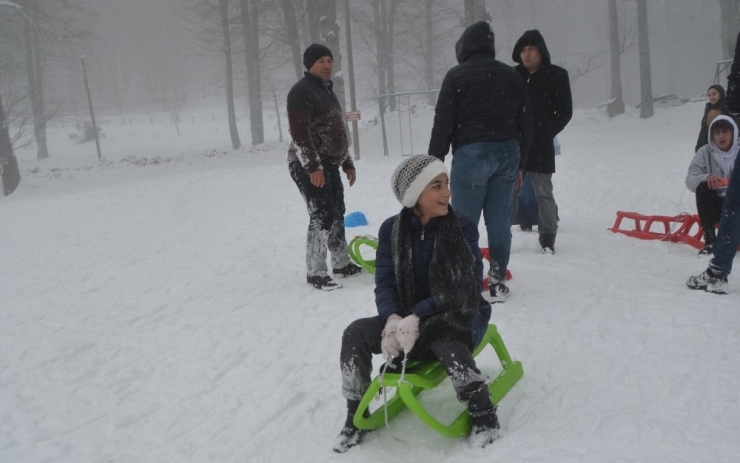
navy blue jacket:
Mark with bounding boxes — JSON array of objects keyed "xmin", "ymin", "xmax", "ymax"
[{"xmin": 374, "ymin": 211, "xmax": 491, "ymax": 348}]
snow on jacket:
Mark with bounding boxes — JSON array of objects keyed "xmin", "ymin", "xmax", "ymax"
[
  {"xmin": 374, "ymin": 208, "xmax": 491, "ymax": 349},
  {"xmin": 694, "ymin": 84, "xmax": 727, "ymax": 153},
  {"xmin": 512, "ymin": 29, "xmax": 573, "ymax": 174},
  {"xmin": 428, "ymin": 21, "xmax": 533, "ymax": 169},
  {"xmin": 286, "ymin": 72, "xmax": 353, "ymax": 174},
  {"xmin": 686, "ymin": 115, "xmax": 740, "ymax": 198}
]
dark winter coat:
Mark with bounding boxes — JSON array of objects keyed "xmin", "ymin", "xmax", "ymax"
[
  {"xmin": 428, "ymin": 21, "xmax": 533, "ymax": 169},
  {"xmin": 286, "ymin": 72, "xmax": 353, "ymax": 174},
  {"xmin": 695, "ymin": 85, "xmax": 728, "ymax": 152},
  {"xmin": 374, "ymin": 207, "xmax": 491, "ymax": 352},
  {"xmin": 727, "ymin": 32, "xmax": 740, "ymax": 115},
  {"xmin": 512, "ymin": 29, "xmax": 573, "ymax": 174}
]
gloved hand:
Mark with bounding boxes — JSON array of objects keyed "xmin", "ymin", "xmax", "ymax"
[
  {"xmin": 380, "ymin": 314, "xmax": 403, "ymax": 359},
  {"xmin": 396, "ymin": 314, "xmax": 420, "ymax": 354}
]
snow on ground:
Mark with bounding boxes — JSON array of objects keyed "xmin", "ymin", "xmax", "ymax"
[{"xmin": 2, "ymin": 101, "xmax": 740, "ymax": 463}]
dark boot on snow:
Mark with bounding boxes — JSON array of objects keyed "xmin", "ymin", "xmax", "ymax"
[
  {"xmin": 698, "ymin": 226, "xmax": 716, "ymax": 255},
  {"xmin": 459, "ymin": 381, "xmax": 500, "ymax": 448},
  {"xmin": 333, "ymin": 400, "xmax": 367, "ymax": 453},
  {"xmin": 539, "ymin": 233, "xmax": 556, "ymax": 254}
]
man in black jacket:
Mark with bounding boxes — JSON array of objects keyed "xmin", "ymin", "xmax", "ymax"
[
  {"xmin": 509, "ymin": 30, "xmax": 573, "ymax": 254},
  {"xmin": 428, "ymin": 21, "xmax": 533, "ymax": 302},
  {"xmin": 287, "ymin": 44, "xmax": 361, "ymax": 291}
]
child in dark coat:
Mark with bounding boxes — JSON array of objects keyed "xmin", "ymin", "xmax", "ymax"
[{"xmin": 333, "ymin": 155, "xmax": 497, "ymax": 453}]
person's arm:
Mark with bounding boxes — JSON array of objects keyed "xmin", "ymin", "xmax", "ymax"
[
  {"xmin": 287, "ymin": 85, "xmax": 322, "ymax": 173},
  {"xmin": 374, "ymin": 218, "xmax": 402, "ymax": 322},
  {"xmin": 428, "ymin": 72, "xmax": 458, "ymax": 162},
  {"xmin": 727, "ymin": 31, "xmax": 740, "ymax": 115},
  {"xmin": 686, "ymin": 148, "xmax": 711, "ymax": 192},
  {"xmin": 542, "ymin": 67, "xmax": 573, "ymax": 139}
]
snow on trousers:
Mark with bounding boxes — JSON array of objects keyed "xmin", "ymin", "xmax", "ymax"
[
  {"xmin": 289, "ymin": 161, "xmax": 352, "ymax": 277},
  {"xmin": 340, "ymin": 316, "xmax": 489, "ymax": 401}
]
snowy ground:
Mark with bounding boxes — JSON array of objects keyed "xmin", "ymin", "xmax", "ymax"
[{"xmin": 2, "ymin": 101, "xmax": 740, "ymax": 463}]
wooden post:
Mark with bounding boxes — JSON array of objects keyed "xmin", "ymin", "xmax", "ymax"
[{"xmin": 80, "ymin": 55, "xmax": 102, "ymax": 160}]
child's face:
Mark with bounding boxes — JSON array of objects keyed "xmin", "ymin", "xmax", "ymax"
[
  {"xmin": 416, "ymin": 173, "xmax": 450, "ymax": 220},
  {"xmin": 712, "ymin": 127, "xmax": 733, "ymax": 151},
  {"xmin": 708, "ymin": 88, "xmax": 721, "ymax": 105}
]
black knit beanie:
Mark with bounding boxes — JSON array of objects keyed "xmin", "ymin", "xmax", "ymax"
[{"xmin": 303, "ymin": 44, "xmax": 333, "ymax": 69}]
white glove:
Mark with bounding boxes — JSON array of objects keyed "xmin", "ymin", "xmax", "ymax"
[
  {"xmin": 396, "ymin": 314, "xmax": 420, "ymax": 354},
  {"xmin": 381, "ymin": 314, "xmax": 403, "ymax": 359}
]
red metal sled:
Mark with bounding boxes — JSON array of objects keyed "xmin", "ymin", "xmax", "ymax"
[{"xmin": 609, "ymin": 211, "xmax": 704, "ymax": 250}]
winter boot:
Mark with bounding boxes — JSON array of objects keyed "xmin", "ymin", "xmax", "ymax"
[
  {"xmin": 458, "ymin": 381, "xmax": 500, "ymax": 449},
  {"xmin": 698, "ymin": 226, "xmax": 716, "ymax": 256},
  {"xmin": 333, "ymin": 400, "xmax": 367, "ymax": 453},
  {"xmin": 489, "ymin": 281, "xmax": 510, "ymax": 303},
  {"xmin": 333, "ymin": 263, "xmax": 363, "ymax": 277},
  {"xmin": 686, "ymin": 269, "xmax": 728, "ymax": 294},
  {"xmin": 307, "ymin": 275, "xmax": 342, "ymax": 291},
  {"xmin": 539, "ymin": 233, "xmax": 555, "ymax": 254}
]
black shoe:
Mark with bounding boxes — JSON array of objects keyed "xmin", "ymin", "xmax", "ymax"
[
  {"xmin": 698, "ymin": 244, "xmax": 713, "ymax": 256},
  {"xmin": 333, "ymin": 263, "xmax": 362, "ymax": 277},
  {"xmin": 489, "ymin": 282, "xmax": 510, "ymax": 303},
  {"xmin": 539, "ymin": 233, "xmax": 555, "ymax": 254},
  {"xmin": 306, "ymin": 275, "xmax": 342, "ymax": 290},
  {"xmin": 520, "ymin": 224, "xmax": 532, "ymax": 232}
]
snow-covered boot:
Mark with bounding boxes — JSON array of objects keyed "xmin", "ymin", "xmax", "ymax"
[
  {"xmin": 333, "ymin": 263, "xmax": 363, "ymax": 277},
  {"xmin": 686, "ymin": 269, "xmax": 728, "ymax": 294},
  {"xmin": 698, "ymin": 226, "xmax": 716, "ymax": 255},
  {"xmin": 458, "ymin": 382, "xmax": 499, "ymax": 448},
  {"xmin": 332, "ymin": 400, "xmax": 367, "ymax": 453},
  {"xmin": 307, "ymin": 275, "xmax": 342, "ymax": 290}
]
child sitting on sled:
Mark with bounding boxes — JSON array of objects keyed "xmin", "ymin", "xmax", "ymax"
[
  {"xmin": 333, "ymin": 155, "xmax": 496, "ymax": 452},
  {"xmin": 685, "ymin": 115, "xmax": 740, "ymax": 255}
]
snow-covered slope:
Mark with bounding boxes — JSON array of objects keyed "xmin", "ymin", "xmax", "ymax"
[{"xmin": 2, "ymin": 102, "xmax": 739, "ymax": 463}]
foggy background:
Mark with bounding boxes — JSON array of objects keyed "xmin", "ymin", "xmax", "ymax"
[{"xmin": 0, "ymin": 0, "xmax": 737, "ymax": 158}]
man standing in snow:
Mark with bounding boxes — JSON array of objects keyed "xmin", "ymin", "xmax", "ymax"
[
  {"xmin": 509, "ymin": 30, "xmax": 573, "ymax": 254},
  {"xmin": 428, "ymin": 21, "xmax": 533, "ymax": 303},
  {"xmin": 287, "ymin": 44, "xmax": 361, "ymax": 291}
]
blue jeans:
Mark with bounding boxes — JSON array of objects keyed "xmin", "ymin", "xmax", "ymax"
[
  {"xmin": 709, "ymin": 154, "xmax": 740, "ymax": 276},
  {"xmin": 450, "ymin": 141, "xmax": 520, "ymax": 282}
]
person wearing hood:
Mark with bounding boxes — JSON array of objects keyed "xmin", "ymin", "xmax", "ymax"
[
  {"xmin": 685, "ymin": 115, "xmax": 740, "ymax": 255},
  {"xmin": 333, "ymin": 155, "xmax": 497, "ymax": 452},
  {"xmin": 287, "ymin": 44, "xmax": 362, "ymax": 291},
  {"xmin": 695, "ymin": 85, "xmax": 728, "ymax": 153},
  {"xmin": 428, "ymin": 21, "xmax": 533, "ymax": 303},
  {"xmin": 509, "ymin": 29, "xmax": 573, "ymax": 254}
]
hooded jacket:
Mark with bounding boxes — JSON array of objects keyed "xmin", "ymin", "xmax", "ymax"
[
  {"xmin": 686, "ymin": 115, "xmax": 740, "ymax": 198},
  {"xmin": 512, "ymin": 29, "xmax": 573, "ymax": 174},
  {"xmin": 695, "ymin": 84, "xmax": 728, "ymax": 152},
  {"xmin": 428, "ymin": 21, "xmax": 533, "ymax": 168}
]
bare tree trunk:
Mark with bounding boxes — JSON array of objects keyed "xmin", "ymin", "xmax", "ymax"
[
  {"xmin": 607, "ymin": 0, "xmax": 624, "ymax": 117},
  {"xmin": 238, "ymin": 0, "xmax": 264, "ymax": 145},
  {"xmin": 425, "ymin": 0, "xmax": 435, "ymax": 104},
  {"xmin": 219, "ymin": 0, "xmax": 242, "ymax": 149},
  {"xmin": 306, "ymin": 0, "xmax": 321, "ymax": 43},
  {"xmin": 464, "ymin": 0, "xmax": 488, "ymax": 26},
  {"xmin": 0, "ymin": 95, "xmax": 13, "ymax": 160},
  {"xmin": 22, "ymin": 5, "xmax": 49, "ymax": 159},
  {"xmin": 637, "ymin": 0, "xmax": 653, "ymax": 119},
  {"xmin": 270, "ymin": 86, "xmax": 284, "ymax": 143},
  {"xmin": 319, "ymin": 0, "xmax": 346, "ymax": 113},
  {"xmin": 281, "ymin": 0, "xmax": 303, "ymax": 79},
  {"xmin": 372, "ymin": 0, "xmax": 387, "ymax": 99},
  {"xmin": 384, "ymin": 0, "xmax": 398, "ymax": 108}
]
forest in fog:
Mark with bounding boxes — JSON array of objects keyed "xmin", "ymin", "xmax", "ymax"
[{"xmin": 1, "ymin": 0, "xmax": 739, "ymax": 158}]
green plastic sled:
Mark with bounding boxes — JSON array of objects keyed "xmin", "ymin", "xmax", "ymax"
[
  {"xmin": 348, "ymin": 235, "xmax": 379, "ymax": 274},
  {"xmin": 353, "ymin": 324, "xmax": 523, "ymax": 438}
]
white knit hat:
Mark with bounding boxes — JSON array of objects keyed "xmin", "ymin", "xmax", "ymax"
[{"xmin": 391, "ymin": 155, "xmax": 448, "ymax": 208}]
